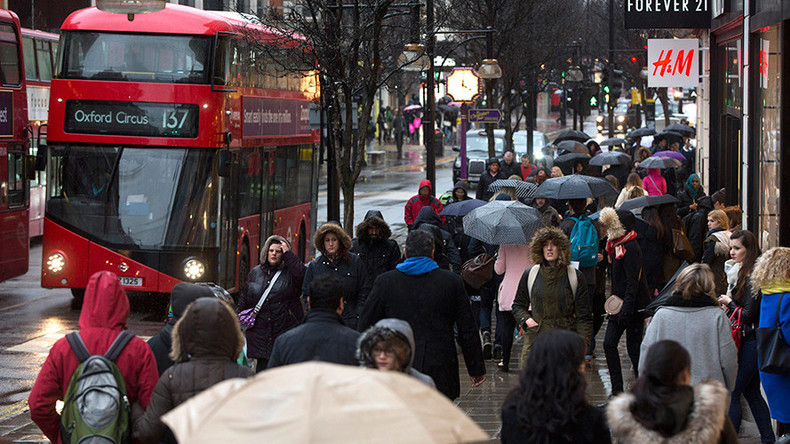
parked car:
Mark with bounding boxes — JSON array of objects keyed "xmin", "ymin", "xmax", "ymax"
[
  {"xmin": 452, "ymin": 129, "xmax": 505, "ymax": 184},
  {"xmin": 596, "ymin": 101, "xmax": 638, "ymax": 134}
]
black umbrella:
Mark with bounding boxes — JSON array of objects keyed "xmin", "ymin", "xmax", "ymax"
[
  {"xmin": 589, "ymin": 151, "xmax": 631, "ymax": 167},
  {"xmin": 627, "ymin": 127, "xmax": 656, "ymax": 138},
  {"xmin": 638, "ymin": 156, "xmax": 682, "ymax": 169},
  {"xmin": 487, "ymin": 179, "xmax": 538, "ymax": 199},
  {"xmin": 600, "ymin": 137, "xmax": 628, "ymax": 147},
  {"xmin": 556, "ymin": 140, "xmax": 588, "ymax": 154},
  {"xmin": 438, "ymin": 104, "xmax": 458, "ymax": 114},
  {"xmin": 463, "ymin": 200, "xmax": 542, "ymax": 245},
  {"xmin": 643, "ymin": 261, "xmax": 691, "ymax": 317},
  {"xmin": 655, "ymin": 130, "xmax": 684, "ymax": 145},
  {"xmin": 665, "ymin": 123, "xmax": 696, "ymax": 137},
  {"xmin": 618, "ymin": 194, "xmax": 680, "ymax": 212},
  {"xmin": 533, "ymin": 175, "xmax": 618, "ymax": 200},
  {"xmin": 552, "ymin": 129, "xmax": 591, "ymax": 145},
  {"xmin": 439, "ymin": 199, "xmax": 486, "ymax": 217},
  {"xmin": 555, "ymin": 152, "xmax": 591, "ymax": 165}
]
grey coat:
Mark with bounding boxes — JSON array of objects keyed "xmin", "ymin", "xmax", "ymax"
[{"xmin": 640, "ymin": 301, "xmax": 737, "ymax": 390}]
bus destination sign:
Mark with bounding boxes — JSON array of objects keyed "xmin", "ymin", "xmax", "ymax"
[
  {"xmin": 242, "ymin": 97, "xmax": 311, "ymax": 138},
  {"xmin": 65, "ymin": 100, "xmax": 199, "ymax": 138},
  {"xmin": 0, "ymin": 91, "xmax": 13, "ymax": 137}
]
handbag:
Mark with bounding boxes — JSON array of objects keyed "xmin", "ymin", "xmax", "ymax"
[
  {"xmin": 238, "ymin": 270, "xmax": 282, "ymax": 329},
  {"xmin": 672, "ymin": 228, "xmax": 695, "ymax": 262},
  {"xmin": 757, "ymin": 294, "xmax": 790, "ymax": 374},
  {"xmin": 729, "ymin": 306, "xmax": 743, "ymax": 351},
  {"xmin": 605, "ymin": 295, "xmax": 623, "ymax": 316},
  {"xmin": 461, "ymin": 253, "xmax": 494, "ymax": 289}
]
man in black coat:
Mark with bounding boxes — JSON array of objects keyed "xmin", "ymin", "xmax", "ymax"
[
  {"xmin": 499, "ymin": 151, "xmax": 522, "ymax": 179},
  {"xmin": 412, "ymin": 206, "xmax": 462, "ymax": 274},
  {"xmin": 147, "ymin": 283, "xmax": 214, "ymax": 375},
  {"xmin": 359, "ymin": 230, "xmax": 486, "ymax": 400},
  {"xmin": 268, "ymin": 275, "xmax": 360, "ymax": 368},
  {"xmin": 476, "ymin": 158, "xmax": 506, "ymax": 201},
  {"xmin": 351, "ymin": 210, "xmax": 402, "ymax": 283}
]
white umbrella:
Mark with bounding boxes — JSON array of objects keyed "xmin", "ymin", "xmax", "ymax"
[{"xmin": 161, "ymin": 362, "xmax": 488, "ymax": 444}]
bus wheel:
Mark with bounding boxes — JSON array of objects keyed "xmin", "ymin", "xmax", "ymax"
[
  {"xmin": 70, "ymin": 288, "xmax": 85, "ymax": 307},
  {"xmin": 298, "ymin": 223, "xmax": 307, "ymax": 262},
  {"xmin": 237, "ymin": 244, "xmax": 250, "ymax": 302}
]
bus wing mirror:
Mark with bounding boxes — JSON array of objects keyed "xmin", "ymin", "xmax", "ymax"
[
  {"xmin": 35, "ymin": 142, "xmax": 47, "ymax": 171},
  {"xmin": 25, "ymin": 154, "xmax": 37, "ymax": 180},
  {"xmin": 218, "ymin": 149, "xmax": 231, "ymax": 177}
]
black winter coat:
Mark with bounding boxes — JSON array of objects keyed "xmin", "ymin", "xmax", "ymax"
[
  {"xmin": 610, "ymin": 238, "xmax": 651, "ymax": 325},
  {"xmin": 147, "ymin": 324, "xmax": 175, "ymax": 376},
  {"xmin": 683, "ymin": 196, "xmax": 713, "ymax": 261},
  {"xmin": 635, "ymin": 218, "xmax": 665, "ymax": 289},
  {"xmin": 359, "ymin": 268, "xmax": 485, "ymax": 400},
  {"xmin": 302, "ymin": 252, "xmax": 370, "ymax": 331},
  {"xmin": 412, "ymin": 207, "xmax": 462, "ymax": 274},
  {"xmin": 267, "ymin": 309, "xmax": 360, "ymax": 368},
  {"xmin": 727, "ymin": 280, "xmax": 760, "ymax": 340},
  {"xmin": 676, "ymin": 187, "xmax": 706, "ymax": 219},
  {"xmin": 500, "ymin": 160, "xmax": 522, "ymax": 179},
  {"xmin": 501, "ymin": 403, "xmax": 610, "ymax": 444},
  {"xmin": 352, "ymin": 210, "xmax": 402, "ymax": 283},
  {"xmin": 476, "ymin": 170, "xmax": 506, "ymax": 201},
  {"xmin": 237, "ymin": 251, "xmax": 306, "ymax": 360}
]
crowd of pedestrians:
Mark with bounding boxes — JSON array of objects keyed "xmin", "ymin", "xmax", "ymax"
[{"xmin": 26, "ymin": 133, "xmax": 790, "ymax": 443}]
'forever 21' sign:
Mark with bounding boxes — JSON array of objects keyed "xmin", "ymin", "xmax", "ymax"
[{"xmin": 65, "ymin": 100, "xmax": 199, "ymax": 138}]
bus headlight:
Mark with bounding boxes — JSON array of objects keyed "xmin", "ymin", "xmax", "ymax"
[
  {"xmin": 184, "ymin": 259, "xmax": 205, "ymax": 280},
  {"xmin": 47, "ymin": 253, "xmax": 65, "ymax": 274}
]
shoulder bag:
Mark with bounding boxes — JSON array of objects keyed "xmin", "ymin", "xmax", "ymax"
[
  {"xmin": 756, "ymin": 294, "xmax": 790, "ymax": 374},
  {"xmin": 461, "ymin": 253, "xmax": 494, "ymax": 289},
  {"xmin": 238, "ymin": 270, "xmax": 282, "ymax": 330},
  {"xmin": 729, "ymin": 306, "xmax": 743, "ymax": 351},
  {"xmin": 672, "ymin": 228, "xmax": 695, "ymax": 262}
]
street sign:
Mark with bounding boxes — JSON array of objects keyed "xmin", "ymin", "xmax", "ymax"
[{"xmin": 468, "ymin": 108, "xmax": 502, "ymax": 124}]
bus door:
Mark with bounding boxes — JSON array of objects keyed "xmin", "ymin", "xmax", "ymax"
[
  {"xmin": 218, "ymin": 150, "xmax": 239, "ymax": 292},
  {"xmin": 259, "ymin": 149, "xmax": 274, "ymax": 242},
  {"xmin": 0, "ymin": 143, "xmax": 30, "ymax": 281}
]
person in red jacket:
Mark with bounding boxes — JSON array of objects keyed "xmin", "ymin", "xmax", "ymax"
[
  {"xmin": 29, "ymin": 271, "xmax": 159, "ymax": 444},
  {"xmin": 404, "ymin": 179, "xmax": 443, "ymax": 230}
]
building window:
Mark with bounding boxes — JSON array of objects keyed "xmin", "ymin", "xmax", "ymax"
[
  {"xmin": 721, "ymin": 39, "xmax": 742, "ymax": 110},
  {"xmin": 754, "ymin": 25, "xmax": 781, "ymax": 248}
]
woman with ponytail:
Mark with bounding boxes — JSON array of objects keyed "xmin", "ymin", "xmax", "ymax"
[
  {"xmin": 607, "ymin": 340, "xmax": 738, "ymax": 443},
  {"xmin": 501, "ymin": 330, "xmax": 609, "ymax": 444}
]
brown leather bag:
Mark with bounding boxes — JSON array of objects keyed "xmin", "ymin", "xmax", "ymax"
[
  {"xmin": 672, "ymin": 228, "xmax": 695, "ymax": 262},
  {"xmin": 461, "ymin": 253, "xmax": 495, "ymax": 289}
]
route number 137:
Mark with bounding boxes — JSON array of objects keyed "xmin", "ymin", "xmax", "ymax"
[{"xmin": 162, "ymin": 110, "xmax": 190, "ymax": 129}]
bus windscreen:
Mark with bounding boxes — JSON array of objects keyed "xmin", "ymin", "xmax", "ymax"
[{"xmin": 61, "ymin": 31, "xmax": 211, "ymax": 84}]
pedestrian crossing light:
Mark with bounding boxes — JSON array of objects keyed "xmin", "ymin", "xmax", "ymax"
[
  {"xmin": 590, "ymin": 95, "xmax": 598, "ymax": 107},
  {"xmin": 603, "ymin": 85, "xmax": 610, "ymax": 94}
]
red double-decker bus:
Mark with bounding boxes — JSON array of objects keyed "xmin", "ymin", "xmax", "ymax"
[
  {"xmin": 41, "ymin": 5, "xmax": 318, "ymax": 298},
  {"xmin": 21, "ymin": 27, "xmax": 58, "ymax": 238},
  {"xmin": 0, "ymin": 10, "xmax": 31, "ymax": 284}
]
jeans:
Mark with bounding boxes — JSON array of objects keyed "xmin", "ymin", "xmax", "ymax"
[
  {"xmin": 604, "ymin": 318, "xmax": 643, "ymax": 395},
  {"xmin": 500, "ymin": 310, "xmax": 517, "ymax": 366},
  {"xmin": 728, "ymin": 336, "xmax": 776, "ymax": 443}
]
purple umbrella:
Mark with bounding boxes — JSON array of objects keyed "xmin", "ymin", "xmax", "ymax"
[{"xmin": 652, "ymin": 151, "xmax": 687, "ymax": 161}]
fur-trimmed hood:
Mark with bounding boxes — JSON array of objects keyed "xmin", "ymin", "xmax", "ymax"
[
  {"xmin": 355, "ymin": 210, "xmax": 392, "ymax": 241},
  {"xmin": 529, "ymin": 226, "xmax": 572, "ymax": 267},
  {"xmin": 356, "ymin": 318, "xmax": 415, "ymax": 371},
  {"xmin": 752, "ymin": 247, "xmax": 790, "ymax": 296},
  {"xmin": 169, "ymin": 297, "xmax": 244, "ymax": 363},
  {"xmin": 314, "ymin": 222, "xmax": 353, "ymax": 256},
  {"xmin": 259, "ymin": 235, "xmax": 291, "ymax": 266},
  {"xmin": 607, "ymin": 380, "xmax": 729, "ymax": 444}
]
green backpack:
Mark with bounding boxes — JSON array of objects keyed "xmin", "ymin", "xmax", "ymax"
[{"xmin": 60, "ymin": 331, "xmax": 133, "ymax": 444}]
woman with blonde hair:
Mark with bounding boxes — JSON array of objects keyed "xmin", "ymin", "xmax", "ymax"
[
  {"xmin": 639, "ymin": 263, "xmax": 737, "ymax": 390},
  {"xmin": 551, "ymin": 166, "xmax": 564, "ymax": 178},
  {"xmin": 702, "ymin": 209, "xmax": 731, "ymax": 297},
  {"xmin": 615, "ymin": 173, "xmax": 648, "ymax": 208},
  {"xmin": 752, "ymin": 247, "xmax": 790, "ymax": 438}
]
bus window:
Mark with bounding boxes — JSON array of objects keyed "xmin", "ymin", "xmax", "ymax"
[
  {"xmin": 0, "ymin": 23, "xmax": 21, "ymax": 86},
  {"xmin": 8, "ymin": 151, "xmax": 25, "ymax": 206},
  {"xmin": 22, "ymin": 36, "xmax": 36, "ymax": 80},
  {"xmin": 238, "ymin": 147, "xmax": 261, "ymax": 217},
  {"xmin": 36, "ymin": 38, "xmax": 53, "ymax": 81}
]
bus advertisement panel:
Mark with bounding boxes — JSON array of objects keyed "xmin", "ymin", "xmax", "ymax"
[{"xmin": 41, "ymin": 5, "xmax": 318, "ymax": 298}]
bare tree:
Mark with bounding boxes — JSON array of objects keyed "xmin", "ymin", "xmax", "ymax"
[{"xmin": 241, "ymin": 0, "xmax": 411, "ymax": 233}]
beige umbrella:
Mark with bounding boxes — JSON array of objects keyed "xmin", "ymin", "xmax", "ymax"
[{"xmin": 161, "ymin": 362, "xmax": 488, "ymax": 444}]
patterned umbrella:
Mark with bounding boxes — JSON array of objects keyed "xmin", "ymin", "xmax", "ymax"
[
  {"xmin": 463, "ymin": 200, "xmax": 541, "ymax": 245},
  {"xmin": 487, "ymin": 179, "xmax": 538, "ymax": 199},
  {"xmin": 589, "ymin": 151, "xmax": 631, "ymax": 166},
  {"xmin": 533, "ymin": 175, "xmax": 619, "ymax": 200},
  {"xmin": 439, "ymin": 199, "xmax": 486, "ymax": 217}
]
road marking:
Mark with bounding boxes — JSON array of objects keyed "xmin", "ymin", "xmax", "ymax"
[
  {"xmin": 6, "ymin": 331, "xmax": 152, "ymax": 354},
  {"xmin": 0, "ymin": 400, "xmax": 28, "ymax": 421},
  {"xmin": 0, "ymin": 293, "xmax": 63, "ymax": 313}
]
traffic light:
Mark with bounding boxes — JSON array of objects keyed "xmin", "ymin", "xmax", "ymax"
[
  {"xmin": 588, "ymin": 84, "xmax": 600, "ymax": 109},
  {"xmin": 602, "ymin": 85, "xmax": 611, "ymax": 104},
  {"xmin": 610, "ymin": 69, "xmax": 623, "ymax": 103}
]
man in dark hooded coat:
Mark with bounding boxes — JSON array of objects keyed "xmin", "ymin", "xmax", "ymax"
[
  {"xmin": 351, "ymin": 210, "xmax": 402, "ymax": 283},
  {"xmin": 412, "ymin": 206, "xmax": 461, "ymax": 274},
  {"xmin": 476, "ymin": 158, "xmax": 506, "ymax": 201}
]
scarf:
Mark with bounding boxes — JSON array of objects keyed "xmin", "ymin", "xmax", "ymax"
[
  {"xmin": 606, "ymin": 230, "xmax": 638, "ymax": 262},
  {"xmin": 685, "ymin": 174, "xmax": 701, "ymax": 201},
  {"xmin": 396, "ymin": 256, "xmax": 439, "ymax": 276},
  {"xmin": 761, "ymin": 281, "xmax": 790, "ymax": 296}
]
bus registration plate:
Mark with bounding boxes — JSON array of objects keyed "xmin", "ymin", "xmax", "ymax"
[{"xmin": 118, "ymin": 277, "xmax": 143, "ymax": 287}]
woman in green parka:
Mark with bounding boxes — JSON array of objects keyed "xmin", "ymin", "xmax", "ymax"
[{"xmin": 512, "ymin": 226, "xmax": 593, "ymax": 368}]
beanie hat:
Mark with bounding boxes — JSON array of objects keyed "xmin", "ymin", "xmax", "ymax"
[
  {"xmin": 616, "ymin": 209, "xmax": 636, "ymax": 233},
  {"xmin": 169, "ymin": 282, "xmax": 214, "ymax": 320}
]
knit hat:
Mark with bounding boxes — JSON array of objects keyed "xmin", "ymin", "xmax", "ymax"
[
  {"xmin": 169, "ymin": 283, "xmax": 214, "ymax": 320},
  {"xmin": 616, "ymin": 209, "xmax": 636, "ymax": 233}
]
